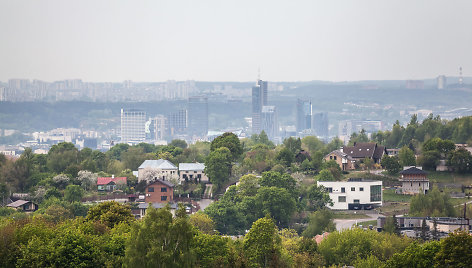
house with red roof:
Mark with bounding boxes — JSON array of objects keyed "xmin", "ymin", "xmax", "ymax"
[{"xmin": 97, "ymin": 176, "xmax": 127, "ymax": 192}]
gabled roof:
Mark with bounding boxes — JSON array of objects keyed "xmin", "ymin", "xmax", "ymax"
[
  {"xmin": 326, "ymin": 150, "xmax": 354, "ymax": 161},
  {"xmin": 7, "ymin": 199, "xmax": 32, "ymax": 208},
  {"xmin": 139, "ymin": 159, "xmax": 177, "ymax": 170},
  {"xmin": 343, "ymin": 142, "xmax": 385, "ymax": 159},
  {"xmin": 400, "ymin": 167, "xmax": 427, "ymax": 175},
  {"xmin": 97, "ymin": 177, "xmax": 127, "ymax": 185},
  {"xmin": 148, "ymin": 179, "xmax": 175, "ymax": 188},
  {"xmin": 179, "ymin": 163, "xmax": 205, "ymax": 171}
]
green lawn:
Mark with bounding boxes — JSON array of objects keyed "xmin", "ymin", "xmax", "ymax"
[
  {"xmin": 427, "ymin": 171, "xmax": 472, "ymax": 185},
  {"xmin": 383, "ymin": 188, "xmax": 412, "ymax": 202},
  {"xmin": 356, "ymin": 220, "xmax": 377, "ymax": 227}
]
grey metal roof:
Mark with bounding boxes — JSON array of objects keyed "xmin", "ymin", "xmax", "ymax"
[
  {"xmin": 7, "ymin": 199, "xmax": 31, "ymax": 208},
  {"xmin": 179, "ymin": 163, "xmax": 205, "ymax": 171},
  {"xmin": 148, "ymin": 179, "xmax": 175, "ymax": 188},
  {"xmin": 138, "ymin": 202, "xmax": 178, "ymax": 209},
  {"xmin": 138, "ymin": 159, "xmax": 177, "ymax": 170}
]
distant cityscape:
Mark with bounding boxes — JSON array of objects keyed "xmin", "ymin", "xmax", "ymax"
[{"xmin": 0, "ymin": 74, "xmax": 472, "ymax": 156}]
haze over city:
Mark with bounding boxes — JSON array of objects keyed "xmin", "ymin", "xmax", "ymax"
[{"xmin": 1, "ymin": 0, "xmax": 471, "ymax": 82}]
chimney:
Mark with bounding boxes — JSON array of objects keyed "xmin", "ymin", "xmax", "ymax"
[{"xmin": 112, "ymin": 174, "xmax": 114, "ymax": 179}]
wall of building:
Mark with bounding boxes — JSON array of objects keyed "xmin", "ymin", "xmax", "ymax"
[
  {"xmin": 317, "ymin": 180, "xmax": 382, "ymax": 210},
  {"xmin": 401, "ymin": 181, "xmax": 429, "ymax": 195},
  {"xmin": 144, "ymin": 181, "xmax": 174, "ymax": 203}
]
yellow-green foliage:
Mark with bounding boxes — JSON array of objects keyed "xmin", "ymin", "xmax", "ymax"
[{"xmin": 318, "ymin": 228, "xmax": 411, "ymax": 266}]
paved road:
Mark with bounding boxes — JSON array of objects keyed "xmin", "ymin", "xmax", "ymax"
[
  {"xmin": 197, "ymin": 199, "xmax": 213, "ymax": 211},
  {"xmin": 334, "ymin": 212, "xmax": 381, "ymax": 231}
]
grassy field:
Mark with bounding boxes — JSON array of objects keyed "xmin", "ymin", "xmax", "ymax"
[
  {"xmin": 428, "ymin": 171, "xmax": 472, "ymax": 185},
  {"xmin": 378, "ymin": 202, "xmax": 409, "ymax": 216},
  {"xmin": 356, "ymin": 220, "xmax": 377, "ymax": 227},
  {"xmin": 383, "ymin": 188, "xmax": 412, "ymax": 202}
]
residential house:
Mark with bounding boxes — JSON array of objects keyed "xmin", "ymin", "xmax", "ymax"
[
  {"xmin": 97, "ymin": 176, "xmax": 127, "ymax": 192},
  {"xmin": 317, "ymin": 178, "xmax": 382, "ymax": 210},
  {"xmin": 399, "ymin": 166, "xmax": 429, "ymax": 195},
  {"xmin": 324, "ymin": 150, "xmax": 355, "ymax": 171},
  {"xmin": 179, "ymin": 163, "xmax": 208, "ymax": 183},
  {"xmin": 144, "ymin": 179, "xmax": 174, "ymax": 203},
  {"xmin": 342, "ymin": 142, "xmax": 387, "ymax": 164},
  {"xmin": 7, "ymin": 200, "xmax": 38, "ymax": 212},
  {"xmin": 377, "ymin": 216, "xmax": 470, "ymax": 234},
  {"xmin": 138, "ymin": 159, "xmax": 178, "ymax": 182},
  {"xmin": 386, "ymin": 148, "xmax": 400, "ymax": 157},
  {"xmin": 137, "ymin": 202, "xmax": 178, "ymax": 218}
]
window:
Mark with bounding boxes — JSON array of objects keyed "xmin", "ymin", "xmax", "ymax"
[
  {"xmin": 338, "ymin": 196, "xmax": 346, "ymax": 202},
  {"xmin": 330, "ymin": 156, "xmax": 333, "ymax": 160},
  {"xmin": 194, "ymin": 171, "xmax": 197, "ymax": 173},
  {"xmin": 327, "ymin": 187, "xmax": 333, "ymax": 193},
  {"xmin": 197, "ymin": 174, "xmax": 201, "ymax": 179},
  {"xmin": 161, "ymin": 196, "xmax": 167, "ymax": 201},
  {"xmin": 370, "ymin": 185, "xmax": 382, "ymax": 202},
  {"xmin": 148, "ymin": 187, "xmax": 154, "ymax": 192},
  {"xmin": 161, "ymin": 187, "xmax": 167, "ymax": 192},
  {"xmin": 354, "ymin": 199, "xmax": 360, "ymax": 203},
  {"xmin": 341, "ymin": 187, "xmax": 345, "ymax": 193},
  {"xmin": 334, "ymin": 156, "xmax": 337, "ymax": 160},
  {"xmin": 360, "ymin": 187, "xmax": 364, "ymax": 191},
  {"xmin": 351, "ymin": 187, "xmax": 355, "ymax": 191}
]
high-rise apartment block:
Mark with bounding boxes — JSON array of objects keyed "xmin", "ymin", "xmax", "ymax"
[
  {"xmin": 188, "ymin": 96, "xmax": 208, "ymax": 137},
  {"xmin": 252, "ymin": 80, "xmax": 268, "ymax": 134},
  {"xmin": 296, "ymin": 99, "xmax": 312, "ymax": 132},
  {"xmin": 149, "ymin": 115, "xmax": 168, "ymax": 141},
  {"xmin": 313, "ymin": 112, "xmax": 329, "ymax": 138},
  {"xmin": 168, "ymin": 109, "xmax": 187, "ymax": 136},
  {"xmin": 437, "ymin": 75, "xmax": 447, "ymax": 89},
  {"xmin": 261, "ymin": 106, "xmax": 278, "ymax": 139},
  {"xmin": 121, "ymin": 109, "xmax": 146, "ymax": 143}
]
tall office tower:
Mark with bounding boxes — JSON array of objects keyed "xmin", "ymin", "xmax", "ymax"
[
  {"xmin": 437, "ymin": 75, "xmax": 447, "ymax": 89},
  {"xmin": 296, "ymin": 99, "xmax": 312, "ymax": 132},
  {"xmin": 252, "ymin": 80, "xmax": 268, "ymax": 134},
  {"xmin": 313, "ymin": 112, "xmax": 329, "ymax": 138},
  {"xmin": 0, "ymin": 87, "xmax": 7, "ymax": 101},
  {"xmin": 261, "ymin": 106, "xmax": 278, "ymax": 139},
  {"xmin": 167, "ymin": 109, "xmax": 187, "ymax": 136},
  {"xmin": 121, "ymin": 109, "xmax": 146, "ymax": 143},
  {"xmin": 188, "ymin": 96, "xmax": 208, "ymax": 137},
  {"xmin": 150, "ymin": 115, "xmax": 168, "ymax": 140}
]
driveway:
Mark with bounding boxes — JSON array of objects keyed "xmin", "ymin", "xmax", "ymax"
[
  {"xmin": 197, "ymin": 198, "xmax": 213, "ymax": 211},
  {"xmin": 333, "ymin": 212, "xmax": 382, "ymax": 231}
]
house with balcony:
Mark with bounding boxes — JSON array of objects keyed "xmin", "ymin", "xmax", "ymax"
[
  {"xmin": 399, "ymin": 166, "xmax": 429, "ymax": 195},
  {"xmin": 179, "ymin": 163, "xmax": 208, "ymax": 183},
  {"xmin": 138, "ymin": 159, "xmax": 178, "ymax": 182},
  {"xmin": 324, "ymin": 150, "xmax": 355, "ymax": 171}
]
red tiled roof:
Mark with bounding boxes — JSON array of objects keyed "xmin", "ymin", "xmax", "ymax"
[{"xmin": 97, "ymin": 177, "xmax": 127, "ymax": 185}]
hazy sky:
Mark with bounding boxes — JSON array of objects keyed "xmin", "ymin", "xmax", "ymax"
[{"xmin": 1, "ymin": 0, "xmax": 471, "ymax": 82}]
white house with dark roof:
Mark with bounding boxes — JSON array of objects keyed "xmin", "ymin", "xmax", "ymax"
[
  {"xmin": 179, "ymin": 163, "xmax": 208, "ymax": 183},
  {"xmin": 138, "ymin": 159, "xmax": 178, "ymax": 182}
]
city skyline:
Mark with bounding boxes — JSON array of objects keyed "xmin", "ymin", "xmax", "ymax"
[{"xmin": 1, "ymin": 0, "xmax": 471, "ymax": 82}]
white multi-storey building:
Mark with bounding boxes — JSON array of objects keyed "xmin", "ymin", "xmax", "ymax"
[
  {"xmin": 317, "ymin": 178, "xmax": 382, "ymax": 210},
  {"xmin": 121, "ymin": 109, "xmax": 146, "ymax": 144}
]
